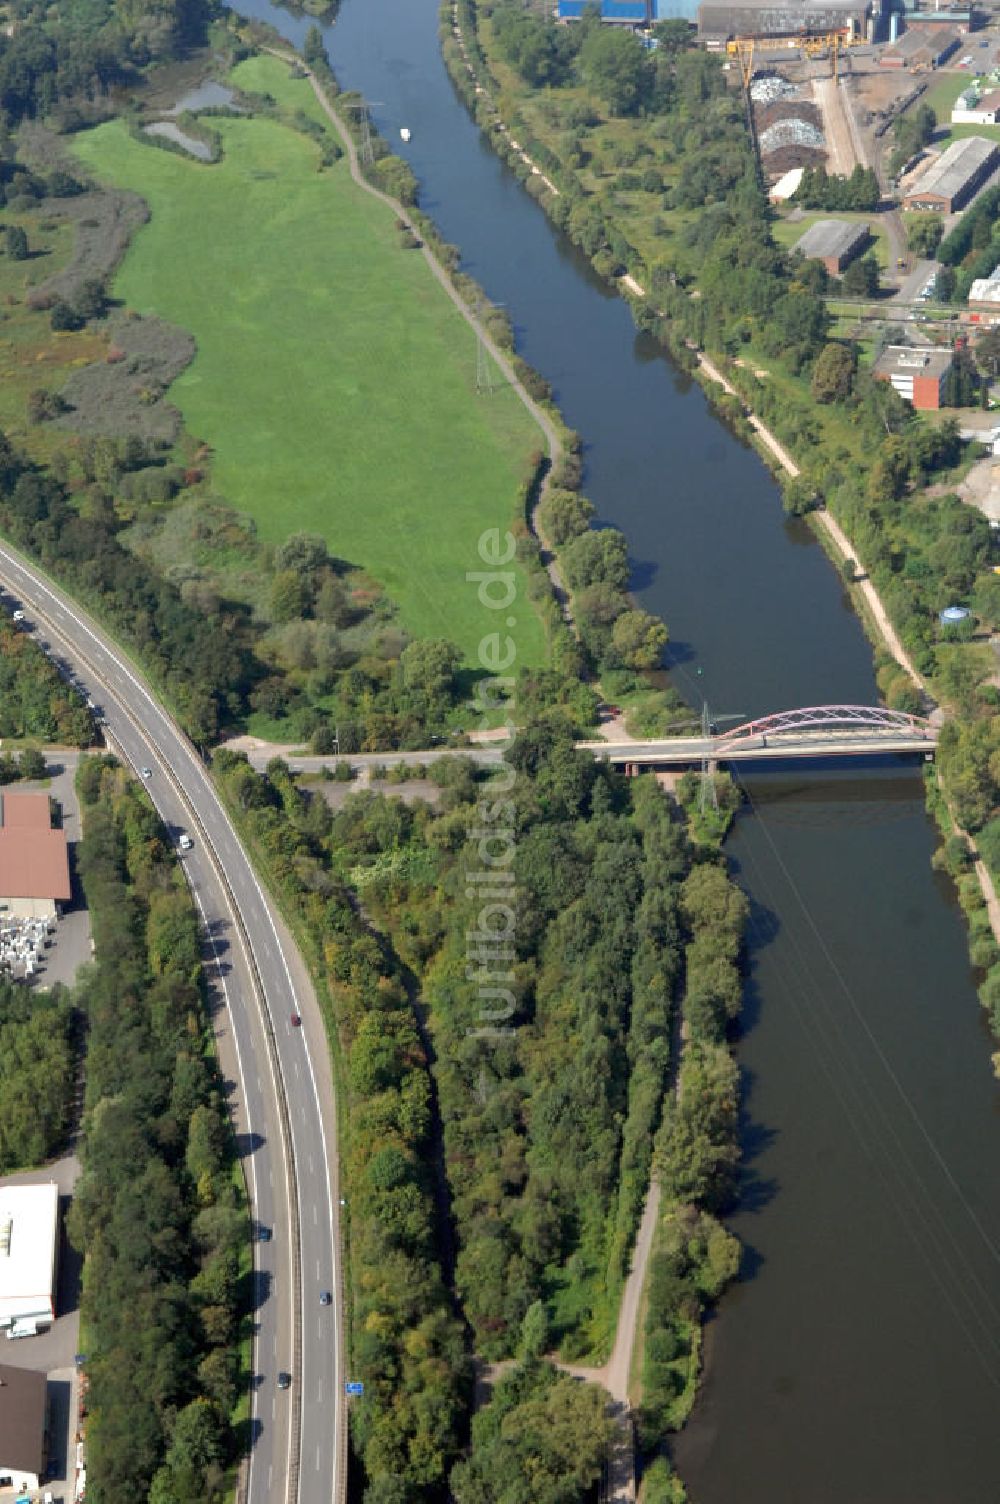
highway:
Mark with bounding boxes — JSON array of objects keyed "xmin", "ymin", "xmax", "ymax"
[{"xmin": 0, "ymin": 539, "xmax": 344, "ymax": 1504}]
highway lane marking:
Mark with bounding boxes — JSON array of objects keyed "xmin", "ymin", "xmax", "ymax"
[
  {"xmin": 0, "ymin": 546, "xmax": 335, "ymax": 1503},
  {"xmin": 20, "ymin": 621, "xmax": 291, "ymax": 1504},
  {"xmin": 185, "ymin": 873, "xmax": 266, "ymax": 1504}
]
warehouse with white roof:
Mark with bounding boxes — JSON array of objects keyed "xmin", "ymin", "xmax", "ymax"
[{"xmin": 0, "ymin": 1182, "xmax": 59, "ymax": 1331}]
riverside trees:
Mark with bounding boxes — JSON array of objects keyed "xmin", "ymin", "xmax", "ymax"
[{"xmin": 214, "ymin": 716, "xmax": 747, "ymax": 1496}]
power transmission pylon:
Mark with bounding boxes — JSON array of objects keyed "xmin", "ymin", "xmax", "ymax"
[
  {"xmin": 343, "ymin": 99, "xmax": 383, "ymax": 170},
  {"xmin": 673, "ymin": 701, "xmax": 743, "ymax": 814},
  {"xmin": 476, "ymin": 299, "xmax": 503, "ymax": 395}
]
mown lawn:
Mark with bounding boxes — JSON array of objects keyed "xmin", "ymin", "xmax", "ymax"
[{"xmin": 73, "ymin": 60, "xmax": 548, "ymax": 664}]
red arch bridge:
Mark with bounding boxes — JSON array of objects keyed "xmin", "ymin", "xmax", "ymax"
[{"xmin": 580, "ymin": 705, "xmax": 939, "ymax": 771}]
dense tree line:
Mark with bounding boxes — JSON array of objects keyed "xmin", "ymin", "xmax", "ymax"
[
  {"xmin": 0, "ymin": 611, "xmax": 92, "ymax": 745},
  {"xmin": 323, "ymin": 725, "xmax": 740, "ymax": 1365},
  {"xmin": 0, "ymin": 979, "xmax": 73, "ymax": 1171},
  {"xmin": 792, "ymin": 164, "xmax": 880, "ymax": 212},
  {"xmin": 213, "ymin": 749, "xmax": 466, "ymax": 1501},
  {"xmin": 451, "ymin": 1360, "xmax": 610, "ymax": 1503},
  {"xmin": 936, "ymin": 184, "xmax": 1000, "ymax": 302},
  {"xmin": 0, "ymin": 431, "xmax": 254, "ymax": 743},
  {"xmin": 888, "ymin": 102, "xmax": 936, "ymax": 180},
  {"xmin": 214, "ymin": 729, "xmax": 747, "ymax": 1492},
  {"xmin": 0, "ymin": 0, "xmax": 213, "ymax": 132},
  {"xmin": 70, "ymin": 759, "xmax": 244, "ymax": 1504}
]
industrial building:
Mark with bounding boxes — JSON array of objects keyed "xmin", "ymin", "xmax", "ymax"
[
  {"xmin": 0, "ymin": 792, "xmax": 70, "ymax": 921},
  {"xmin": 793, "ymin": 217, "xmax": 869, "ymax": 273},
  {"xmin": 968, "ymin": 264, "xmax": 1000, "ymax": 304},
  {"xmin": 557, "ymin": 0, "xmax": 699, "ymax": 20},
  {"xmin": 952, "ymin": 86, "xmax": 1000, "ymax": 124},
  {"xmin": 0, "ymin": 1363, "xmax": 47, "ymax": 1491},
  {"xmin": 696, "ymin": 0, "xmax": 869, "ymax": 42},
  {"xmin": 879, "ymin": 25, "xmax": 960, "ymax": 66},
  {"xmin": 873, "ymin": 345, "xmax": 954, "ymax": 409},
  {"xmin": 0, "ymin": 1182, "xmax": 59, "ymax": 1331},
  {"xmin": 903, "ymin": 135, "xmax": 1000, "ymax": 212}
]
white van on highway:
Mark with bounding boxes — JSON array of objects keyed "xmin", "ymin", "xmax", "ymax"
[{"xmin": 178, "ymin": 833, "xmax": 193, "ymax": 852}]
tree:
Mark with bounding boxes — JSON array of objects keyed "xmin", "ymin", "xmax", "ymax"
[
  {"xmin": 810, "ymin": 342, "xmax": 856, "ymax": 403},
  {"xmin": 976, "ymin": 326, "xmax": 1000, "ymax": 381},
  {"xmin": 935, "ymin": 264, "xmax": 957, "ymax": 303},
  {"xmin": 537, "ymin": 488, "xmax": 594, "ymax": 546},
  {"xmin": 653, "ymin": 18, "xmax": 694, "ymax": 54},
  {"xmin": 842, "ymin": 254, "xmax": 879, "ymax": 299},
  {"xmin": 303, "ymin": 23, "xmax": 328, "ymax": 69},
  {"xmin": 520, "ymin": 1300, "xmax": 549, "ymax": 1359},
  {"xmin": 18, "ymin": 746, "xmax": 45, "ymax": 780},
  {"xmin": 906, "ymin": 213, "xmax": 943, "ymax": 257},
  {"xmin": 50, "ymin": 299, "xmax": 82, "ymax": 332},
  {"xmin": 890, "ymin": 102, "xmax": 936, "ymax": 176},
  {"xmin": 73, "ymin": 277, "xmax": 106, "ymax": 322},
  {"xmin": 579, "ymin": 25, "xmax": 650, "ymax": 116},
  {"xmin": 561, "ymin": 527, "xmax": 630, "ymax": 591},
  {"xmin": 275, "ymin": 531, "xmax": 328, "ymax": 577},
  {"xmin": 611, "ymin": 607, "xmax": 668, "ymax": 669},
  {"xmin": 270, "ymin": 569, "xmax": 308, "ymax": 623},
  {"xmin": 5, "ymin": 225, "xmax": 26, "ymax": 261},
  {"xmin": 400, "ymin": 638, "xmax": 460, "ymax": 701}
]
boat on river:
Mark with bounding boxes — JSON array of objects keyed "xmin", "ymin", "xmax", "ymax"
[{"xmin": 400, "ymin": 127, "xmax": 411, "ymax": 142}]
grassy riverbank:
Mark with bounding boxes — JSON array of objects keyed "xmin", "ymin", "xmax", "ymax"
[{"xmin": 72, "ymin": 55, "xmax": 546, "ymax": 664}]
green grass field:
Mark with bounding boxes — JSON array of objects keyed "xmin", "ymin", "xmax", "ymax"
[
  {"xmin": 912, "ymin": 69, "xmax": 1000, "ymax": 145},
  {"xmin": 72, "ymin": 58, "xmax": 548, "ymax": 665}
]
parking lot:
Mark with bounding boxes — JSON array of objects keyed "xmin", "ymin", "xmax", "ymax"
[
  {"xmin": 0, "ymin": 1158, "xmax": 81, "ymax": 1502},
  {"xmin": 8, "ymin": 756, "xmax": 92, "ymax": 993}
]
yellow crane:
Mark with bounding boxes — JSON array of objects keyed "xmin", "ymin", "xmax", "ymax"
[{"xmin": 726, "ymin": 27, "xmax": 861, "ymax": 85}]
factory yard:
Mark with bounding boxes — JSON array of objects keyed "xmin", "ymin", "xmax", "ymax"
[
  {"xmin": 0, "ymin": 760, "xmax": 91, "ymax": 993},
  {"xmin": 0, "ymin": 1157, "xmax": 82, "ymax": 1504}
]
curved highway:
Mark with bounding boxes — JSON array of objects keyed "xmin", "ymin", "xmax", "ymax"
[{"xmin": 0, "ymin": 539, "xmax": 344, "ymax": 1504}]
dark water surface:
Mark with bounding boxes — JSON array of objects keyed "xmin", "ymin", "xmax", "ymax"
[{"xmin": 232, "ymin": 1, "xmax": 1000, "ymax": 1496}]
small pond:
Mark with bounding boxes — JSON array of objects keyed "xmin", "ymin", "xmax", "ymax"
[
  {"xmin": 167, "ymin": 81, "xmax": 240, "ymax": 114},
  {"xmin": 143, "ymin": 121, "xmax": 214, "ymax": 161}
]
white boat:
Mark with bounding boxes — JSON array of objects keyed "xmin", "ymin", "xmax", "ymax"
[{"xmin": 400, "ymin": 127, "xmax": 411, "ymax": 142}]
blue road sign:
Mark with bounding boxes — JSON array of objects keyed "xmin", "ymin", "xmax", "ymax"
[{"xmin": 345, "ymin": 1381, "xmax": 364, "ymax": 1397}]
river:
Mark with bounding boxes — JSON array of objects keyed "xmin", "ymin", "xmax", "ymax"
[{"xmin": 232, "ymin": 1, "xmax": 1000, "ymax": 1497}]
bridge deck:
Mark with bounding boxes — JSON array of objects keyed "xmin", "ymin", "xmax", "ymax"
[{"xmin": 581, "ymin": 733, "xmax": 938, "ymax": 767}]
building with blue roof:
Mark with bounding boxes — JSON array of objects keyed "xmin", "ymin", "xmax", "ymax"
[{"xmin": 558, "ymin": 0, "xmax": 652, "ymax": 22}]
